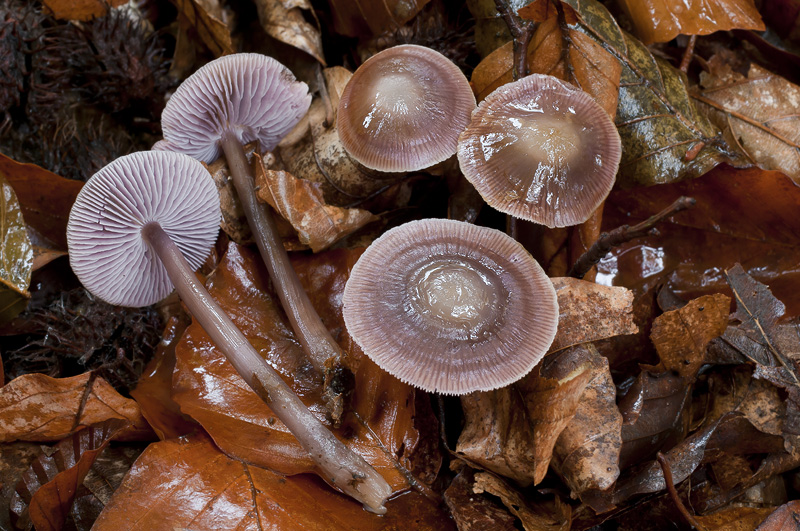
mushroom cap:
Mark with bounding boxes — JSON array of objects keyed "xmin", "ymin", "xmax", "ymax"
[
  {"xmin": 67, "ymin": 151, "xmax": 221, "ymax": 307},
  {"xmin": 160, "ymin": 53, "xmax": 312, "ymax": 163},
  {"xmin": 343, "ymin": 218, "xmax": 558, "ymax": 395},
  {"xmin": 337, "ymin": 44, "xmax": 476, "ymax": 172},
  {"xmin": 457, "ymin": 74, "xmax": 622, "ymax": 228}
]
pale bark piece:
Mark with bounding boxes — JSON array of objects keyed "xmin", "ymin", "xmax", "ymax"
[
  {"xmin": 695, "ymin": 63, "xmax": 800, "ymax": 183},
  {"xmin": 650, "ymin": 293, "xmax": 731, "ymax": 378},
  {"xmin": 549, "ymin": 278, "xmax": 637, "ymax": 353},
  {"xmin": 254, "ymin": 164, "xmax": 377, "ymax": 252},
  {"xmin": 552, "ymin": 345, "xmax": 622, "ymax": 495},
  {"xmin": 618, "ymin": 0, "xmax": 764, "ymax": 44},
  {"xmin": 0, "ymin": 373, "xmax": 151, "ymax": 443}
]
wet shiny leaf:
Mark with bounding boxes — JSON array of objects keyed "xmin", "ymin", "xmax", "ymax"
[
  {"xmin": 93, "ymin": 432, "xmax": 454, "ymax": 530},
  {"xmin": 695, "ymin": 59, "xmax": 800, "ymax": 182},
  {"xmin": 0, "ymin": 373, "xmax": 152, "ymax": 443},
  {"xmin": 0, "ymin": 174, "xmax": 32, "ymax": 325},
  {"xmin": 10, "ymin": 419, "xmax": 128, "ymax": 531},
  {"xmin": 618, "ymin": 0, "xmax": 764, "ymax": 44}
]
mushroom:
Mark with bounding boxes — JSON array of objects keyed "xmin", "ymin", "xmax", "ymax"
[
  {"xmin": 337, "ymin": 44, "xmax": 476, "ymax": 172},
  {"xmin": 457, "ymin": 74, "xmax": 622, "ymax": 228},
  {"xmin": 158, "ymin": 53, "xmax": 347, "ymax": 413},
  {"xmin": 342, "ymin": 218, "xmax": 558, "ymax": 395},
  {"xmin": 67, "ymin": 151, "xmax": 391, "ymax": 513}
]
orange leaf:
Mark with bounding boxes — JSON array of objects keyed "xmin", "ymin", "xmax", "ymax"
[
  {"xmin": 40, "ymin": 0, "xmax": 126, "ymax": 21},
  {"xmin": 172, "ymin": 242, "xmax": 434, "ymax": 492},
  {"xmin": 0, "ymin": 373, "xmax": 152, "ymax": 442},
  {"xmin": 10, "ymin": 419, "xmax": 129, "ymax": 531},
  {"xmin": 617, "ymin": 0, "xmax": 764, "ymax": 44},
  {"xmin": 0, "ymin": 153, "xmax": 83, "ymax": 250},
  {"xmin": 93, "ymin": 432, "xmax": 454, "ymax": 530}
]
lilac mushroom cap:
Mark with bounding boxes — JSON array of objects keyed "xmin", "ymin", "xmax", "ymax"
[
  {"xmin": 160, "ymin": 53, "xmax": 312, "ymax": 162},
  {"xmin": 458, "ymin": 74, "xmax": 622, "ymax": 228},
  {"xmin": 342, "ymin": 218, "xmax": 558, "ymax": 395},
  {"xmin": 337, "ymin": 44, "xmax": 476, "ymax": 172},
  {"xmin": 67, "ymin": 151, "xmax": 220, "ymax": 307}
]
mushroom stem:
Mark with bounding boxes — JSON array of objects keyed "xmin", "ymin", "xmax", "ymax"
[
  {"xmin": 141, "ymin": 222, "xmax": 391, "ymax": 514},
  {"xmin": 220, "ymin": 132, "xmax": 344, "ymax": 380}
]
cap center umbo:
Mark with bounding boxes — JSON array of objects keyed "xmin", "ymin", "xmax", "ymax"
[{"xmin": 408, "ymin": 258, "xmax": 507, "ymax": 340}]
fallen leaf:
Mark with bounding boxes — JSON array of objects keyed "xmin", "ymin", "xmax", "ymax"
[
  {"xmin": 457, "ymin": 344, "xmax": 597, "ymax": 485},
  {"xmin": 618, "ymin": 371, "xmax": 690, "ymax": 469},
  {"xmin": 9, "ymin": 419, "xmax": 128, "ymax": 531},
  {"xmin": 0, "ymin": 443, "xmax": 46, "ymax": 531},
  {"xmin": 443, "ymin": 468, "xmax": 518, "ymax": 531},
  {"xmin": 756, "ymin": 500, "xmax": 800, "ymax": 530},
  {"xmin": 93, "ymin": 432, "xmax": 454, "ymax": 530},
  {"xmin": 598, "ymin": 165, "xmax": 800, "ymax": 319},
  {"xmin": 694, "ymin": 62, "xmax": 800, "ymax": 182},
  {"xmin": 0, "ymin": 174, "xmax": 32, "ymax": 325},
  {"xmin": 552, "ymin": 345, "xmax": 622, "ymax": 494},
  {"xmin": 473, "ymin": 471, "xmax": 572, "ymax": 531},
  {"xmin": 254, "ymin": 162, "xmax": 378, "ymax": 252},
  {"xmin": 326, "ymin": 0, "xmax": 430, "ymax": 38},
  {"xmin": 0, "ymin": 373, "xmax": 152, "ymax": 443},
  {"xmin": 557, "ymin": 0, "xmax": 738, "ymax": 186},
  {"xmin": 0, "ymin": 152, "xmax": 83, "ymax": 250},
  {"xmin": 693, "ymin": 506, "xmax": 774, "ymax": 530},
  {"xmin": 40, "ymin": 0, "xmax": 126, "ymax": 21},
  {"xmin": 617, "ymin": 0, "xmax": 764, "ymax": 44},
  {"xmin": 172, "ymin": 242, "xmax": 433, "ymax": 492},
  {"xmin": 130, "ymin": 315, "xmax": 198, "ymax": 441},
  {"xmin": 550, "ymin": 277, "xmax": 638, "ymax": 353},
  {"xmin": 474, "ymin": 1, "xmax": 621, "ymax": 117},
  {"xmin": 649, "ymin": 293, "xmax": 731, "ymax": 379},
  {"xmin": 467, "ymin": 0, "xmax": 512, "ymax": 57},
  {"xmin": 169, "ymin": 0, "xmax": 234, "ymax": 57},
  {"xmin": 255, "ymin": 0, "xmax": 325, "ymax": 64}
]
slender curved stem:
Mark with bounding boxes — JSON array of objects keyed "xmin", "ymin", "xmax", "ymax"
[
  {"xmin": 142, "ymin": 223, "xmax": 391, "ymax": 513},
  {"xmin": 221, "ymin": 132, "xmax": 343, "ymax": 378}
]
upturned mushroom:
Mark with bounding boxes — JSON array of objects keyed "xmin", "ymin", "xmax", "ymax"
[
  {"xmin": 342, "ymin": 218, "xmax": 558, "ymax": 395},
  {"xmin": 337, "ymin": 44, "xmax": 476, "ymax": 172},
  {"xmin": 157, "ymin": 53, "xmax": 347, "ymax": 413},
  {"xmin": 67, "ymin": 151, "xmax": 391, "ymax": 513},
  {"xmin": 457, "ymin": 74, "xmax": 622, "ymax": 228}
]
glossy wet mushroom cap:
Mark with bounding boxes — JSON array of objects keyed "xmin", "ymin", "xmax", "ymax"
[
  {"xmin": 67, "ymin": 151, "xmax": 220, "ymax": 307},
  {"xmin": 343, "ymin": 218, "xmax": 558, "ymax": 395},
  {"xmin": 160, "ymin": 53, "xmax": 312, "ymax": 163},
  {"xmin": 458, "ymin": 74, "xmax": 622, "ymax": 228},
  {"xmin": 337, "ymin": 44, "xmax": 476, "ymax": 172}
]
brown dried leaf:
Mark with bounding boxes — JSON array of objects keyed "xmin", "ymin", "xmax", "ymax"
[
  {"xmin": 254, "ymin": 162, "xmax": 378, "ymax": 252},
  {"xmin": 549, "ymin": 278, "xmax": 637, "ymax": 353},
  {"xmin": 473, "ymin": 471, "xmax": 572, "ymax": 531},
  {"xmin": 618, "ymin": 371, "xmax": 690, "ymax": 469},
  {"xmin": 40, "ymin": 0, "xmax": 126, "ymax": 21},
  {"xmin": 172, "ymin": 242, "xmax": 433, "ymax": 492},
  {"xmin": 457, "ymin": 345, "xmax": 597, "ymax": 485},
  {"xmin": 695, "ymin": 507, "xmax": 774, "ymax": 531},
  {"xmin": 170, "ymin": 0, "xmax": 234, "ymax": 57},
  {"xmin": 0, "ymin": 174, "xmax": 32, "ymax": 326},
  {"xmin": 617, "ymin": 0, "xmax": 764, "ymax": 44},
  {"xmin": 473, "ymin": 3, "xmax": 621, "ymax": 118},
  {"xmin": 552, "ymin": 345, "xmax": 622, "ymax": 494},
  {"xmin": 10, "ymin": 419, "xmax": 128, "ymax": 531},
  {"xmin": 756, "ymin": 501, "xmax": 800, "ymax": 530},
  {"xmin": 443, "ymin": 468, "xmax": 518, "ymax": 531},
  {"xmin": 94, "ymin": 432, "xmax": 454, "ymax": 531},
  {"xmin": 255, "ymin": 0, "xmax": 325, "ymax": 64},
  {"xmin": 0, "ymin": 373, "xmax": 152, "ymax": 443},
  {"xmin": 649, "ymin": 293, "xmax": 731, "ymax": 379},
  {"xmin": 0, "ymin": 153, "xmax": 82, "ymax": 251},
  {"xmin": 327, "ymin": 0, "xmax": 430, "ymax": 37},
  {"xmin": 694, "ymin": 62, "xmax": 800, "ymax": 182},
  {"xmin": 130, "ymin": 316, "xmax": 198, "ymax": 441}
]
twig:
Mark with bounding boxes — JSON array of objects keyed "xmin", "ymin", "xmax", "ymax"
[
  {"xmin": 656, "ymin": 453, "xmax": 707, "ymax": 531},
  {"xmin": 680, "ymin": 35, "xmax": 697, "ymax": 73},
  {"xmin": 316, "ymin": 64, "xmax": 335, "ymax": 128},
  {"xmin": 493, "ymin": 0, "xmax": 536, "ymax": 80},
  {"xmin": 569, "ymin": 196, "xmax": 696, "ymax": 279}
]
